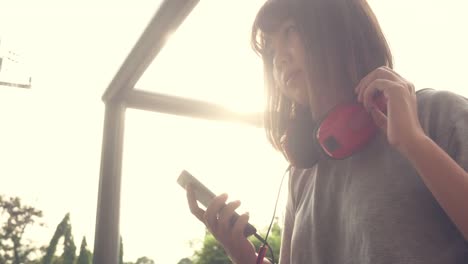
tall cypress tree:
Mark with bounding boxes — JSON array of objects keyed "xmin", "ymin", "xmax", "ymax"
[
  {"xmin": 62, "ymin": 220, "xmax": 76, "ymax": 264},
  {"xmin": 77, "ymin": 237, "xmax": 92, "ymax": 264},
  {"xmin": 42, "ymin": 213, "xmax": 76, "ymax": 264},
  {"xmin": 43, "ymin": 214, "xmax": 69, "ymax": 264}
]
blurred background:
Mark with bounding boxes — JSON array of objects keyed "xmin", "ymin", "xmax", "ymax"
[{"xmin": 0, "ymin": 0, "xmax": 467, "ymax": 263}]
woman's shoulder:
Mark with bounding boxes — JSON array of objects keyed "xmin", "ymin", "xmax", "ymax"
[
  {"xmin": 416, "ymin": 88, "xmax": 468, "ymax": 142},
  {"xmin": 417, "ymin": 88, "xmax": 468, "ymax": 116},
  {"xmin": 417, "ymin": 88, "xmax": 468, "ymax": 169}
]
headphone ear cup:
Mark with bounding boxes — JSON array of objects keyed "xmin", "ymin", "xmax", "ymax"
[{"xmin": 281, "ymin": 110, "xmax": 322, "ymax": 169}]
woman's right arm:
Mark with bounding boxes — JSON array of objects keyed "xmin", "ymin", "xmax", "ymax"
[{"xmin": 186, "ymin": 184, "xmax": 261, "ymax": 264}]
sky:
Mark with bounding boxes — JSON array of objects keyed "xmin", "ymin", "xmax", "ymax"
[{"xmin": 1, "ymin": 0, "xmax": 468, "ymax": 263}]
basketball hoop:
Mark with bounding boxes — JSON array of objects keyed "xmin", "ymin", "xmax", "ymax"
[{"xmin": 0, "ymin": 38, "xmax": 32, "ymax": 89}]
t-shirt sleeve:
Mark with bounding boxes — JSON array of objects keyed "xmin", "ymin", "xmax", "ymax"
[
  {"xmin": 417, "ymin": 89, "xmax": 468, "ymax": 171},
  {"xmin": 279, "ymin": 170, "xmax": 295, "ymax": 264},
  {"xmin": 446, "ymin": 112, "xmax": 468, "ymax": 171}
]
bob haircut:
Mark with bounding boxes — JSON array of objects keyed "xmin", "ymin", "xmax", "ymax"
[{"xmin": 251, "ymin": 0, "xmax": 393, "ymax": 152}]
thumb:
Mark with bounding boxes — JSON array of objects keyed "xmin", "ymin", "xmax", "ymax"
[{"xmin": 370, "ymin": 105, "xmax": 388, "ymax": 133}]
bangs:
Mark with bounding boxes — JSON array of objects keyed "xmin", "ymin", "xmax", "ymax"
[{"xmin": 251, "ymin": 0, "xmax": 300, "ymax": 57}]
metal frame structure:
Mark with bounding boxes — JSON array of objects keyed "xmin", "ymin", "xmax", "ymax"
[{"xmin": 93, "ymin": 0, "xmax": 261, "ymax": 263}]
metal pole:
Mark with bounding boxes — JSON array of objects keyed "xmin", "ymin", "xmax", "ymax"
[
  {"xmin": 124, "ymin": 89, "xmax": 263, "ymax": 127},
  {"xmin": 102, "ymin": 0, "xmax": 200, "ymax": 102},
  {"xmin": 93, "ymin": 102, "xmax": 126, "ymax": 264},
  {"xmin": 94, "ymin": 1, "xmax": 201, "ymax": 262}
]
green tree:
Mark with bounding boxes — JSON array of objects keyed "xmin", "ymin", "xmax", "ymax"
[
  {"xmin": 43, "ymin": 215, "xmax": 66, "ymax": 264},
  {"xmin": 62, "ymin": 218, "xmax": 76, "ymax": 264},
  {"xmin": 191, "ymin": 219, "xmax": 282, "ymax": 264},
  {"xmin": 177, "ymin": 257, "xmax": 193, "ymax": 264},
  {"xmin": 76, "ymin": 237, "xmax": 92, "ymax": 264},
  {"xmin": 192, "ymin": 233, "xmax": 230, "ymax": 264},
  {"xmin": 135, "ymin": 256, "xmax": 155, "ymax": 264},
  {"xmin": 42, "ymin": 213, "xmax": 76, "ymax": 264},
  {"xmin": 0, "ymin": 195, "xmax": 43, "ymax": 264}
]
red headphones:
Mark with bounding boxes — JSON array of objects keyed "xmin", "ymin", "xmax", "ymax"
[{"xmin": 281, "ymin": 94, "xmax": 387, "ymax": 168}]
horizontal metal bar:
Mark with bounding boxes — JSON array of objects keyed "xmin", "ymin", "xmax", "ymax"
[
  {"xmin": 102, "ymin": 0, "xmax": 200, "ymax": 102},
  {"xmin": 0, "ymin": 81, "xmax": 31, "ymax": 89},
  {"xmin": 124, "ymin": 89, "xmax": 263, "ymax": 127}
]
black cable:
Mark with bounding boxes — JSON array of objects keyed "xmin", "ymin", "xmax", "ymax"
[
  {"xmin": 264, "ymin": 165, "xmax": 291, "ymax": 242},
  {"xmin": 254, "ymin": 233, "xmax": 265, "ymax": 243},
  {"xmin": 266, "ymin": 242, "xmax": 275, "ymax": 264},
  {"xmin": 255, "ymin": 165, "xmax": 292, "ymax": 264}
]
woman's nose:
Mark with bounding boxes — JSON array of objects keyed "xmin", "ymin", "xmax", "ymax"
[{"xmin": 273, "ymin": 48, "xmax": 292, "ymax": 72}]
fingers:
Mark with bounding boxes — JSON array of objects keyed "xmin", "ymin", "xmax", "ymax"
[
  {"xmin": 355, "ymin": 66, "xmax": 398, "ymax": 97},
  {"xmin": 187, "ymin": 188, "xmax": 249, "ymax": 247},
  {"xmin": 186, "ymin": 184, "xmax": 206, "ymax": 223},
  {"xmin": 355, "ymin": 67, "xmax": 416, "ymax": 110},
  {"xmin": 370, "ymin": 106, "xmax": 388, "ymax": 133},
  {"xmin": 232, "ymin": 212, "xmax": 250, "ymax": 242},
  {"xmin": 361, "ymin": 79, "xmax": 397, "ymax": 110},
  {"xmin": 218, "ymin": 200, "xmax": 242, "ymax": 234},
  {"xmin": 205, "ymin": 193, "xmax": 229, "ymax": 234}
]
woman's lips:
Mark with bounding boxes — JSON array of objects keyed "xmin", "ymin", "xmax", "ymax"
[{"xmin": 285, "ymin": 71, "xmax": 300, "ymax": 87}]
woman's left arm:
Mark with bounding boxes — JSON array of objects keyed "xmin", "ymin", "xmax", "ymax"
[
  {"xmin": 355, "ymin": 66, "xmax": 468, "ymax": 241},
  {"xmin": 402, "ymin": 132, "xmax": 468, "ymax": 241}
]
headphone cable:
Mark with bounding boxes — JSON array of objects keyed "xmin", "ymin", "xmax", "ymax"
[{"xmin": 255, "ymin": 164, "xmax": 292, "ymax": 264}]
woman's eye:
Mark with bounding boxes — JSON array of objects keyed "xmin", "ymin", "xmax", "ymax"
[{"xmin": 286, "ymin": 25, "xmax": 297, "ymax": 35}]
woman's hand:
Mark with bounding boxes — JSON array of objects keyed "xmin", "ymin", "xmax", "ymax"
[
  {"xmin": 354, "ymin": 66, "xmax": 426, "ymax": 156},
  {"xmin": 186, "ymin": 184, "xmax": 259, "ymax": 264}
]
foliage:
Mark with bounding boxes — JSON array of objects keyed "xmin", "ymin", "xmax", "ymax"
[
  {"xmin": 135, "ymin": 256, "xmax": 155, "ymax": 264},
  {"xmin": 0, "ymin": 195, "xmax": 202, "ymax": 264},
  {"xmin": 192, "ymin": 233, "xmax": 230, "ymax": 264},
  {"xmin": 190, "ymin": 218, "xmax": 282, "ymax": 264},
  {"xmin": 123, "ymin": 256, "xmax": 156, "ymax": 264},
  {"xmin": 0, "ymin": 195, "xmax": 43, "ymax": 264},
  {"xmin": 76, "ymin": 237, "xmax": 92, "ymax": 264},
  {"xmin": 42, "ymin": 213, "xmax": 76, "ymax": 264},
  {"xmin": 62, "ymin": 218, "xmax": 76, "ymax": 264},
  {"xmin": 177, "ymin": 257, "xmax": 193, "ymax": 264}
]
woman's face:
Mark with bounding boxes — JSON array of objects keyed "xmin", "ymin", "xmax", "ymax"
[{"xmin": 269, "ymin": 19, "xmax": 309, "ymax": 106}]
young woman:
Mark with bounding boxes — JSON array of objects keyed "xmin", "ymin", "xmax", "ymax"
[{"xmin": 187, "ymin": 0, "xmax": 468, "ymax": 263}]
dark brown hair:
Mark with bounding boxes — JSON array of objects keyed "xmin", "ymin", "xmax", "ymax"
[{"xmin": 251, "ymin": 0, "xmax": 393, "ymax": 152}]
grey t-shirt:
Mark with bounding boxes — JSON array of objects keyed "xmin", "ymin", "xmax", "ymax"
[{"xmin": 280, "ymin": 88, "xmax": 468, "ymax": 264}]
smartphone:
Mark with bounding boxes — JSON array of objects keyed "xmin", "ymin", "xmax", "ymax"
[{"xmin": 177, "ymin": 170, "xmax": 257, "ymax": 237}]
